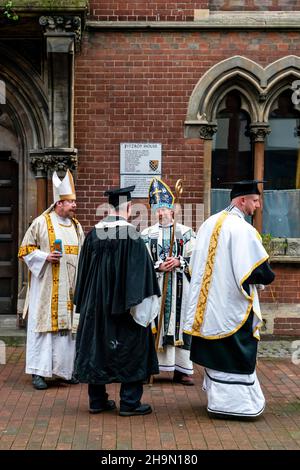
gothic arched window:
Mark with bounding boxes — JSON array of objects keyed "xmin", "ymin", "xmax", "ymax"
[
  {"xmin": 263, "ymin": 89, "xmax": 300, "ymax": 237},
  {"xmin": 265, "ymin": 90, "xmax": 300, "ymax": 190},
  {"xmin": 212, "ymin": 90, "xmax": 253, "ymax": 189}
]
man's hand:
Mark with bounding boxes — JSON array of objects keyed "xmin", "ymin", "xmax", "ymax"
[
  {"xmin": 256, "ymin": 284, "xmax": 265, "ymax": 291},
  {"xmin": 46, "ymin": 251, "xmax": 62, "ymax": 264},
  {"xmin": 159, "ymin": 257, "xmax": 180, "ymax": 272}
]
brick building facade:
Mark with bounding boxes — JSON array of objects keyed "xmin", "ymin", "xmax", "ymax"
[{"xmin": 0, "ymin": 1, "xmax": 299, "ymax": 336}]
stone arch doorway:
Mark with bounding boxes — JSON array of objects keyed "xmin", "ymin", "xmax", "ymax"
[
  {"xmin": 0, "ymin": 152, "xmax": 18, "ymax": 314},
  {"xmin": 0, "ymin": 7, "xmax": 84, "ymax": 322},
  {"xmin": 0, "ymin": 44, "xmax": 48, "ymax": 317}
]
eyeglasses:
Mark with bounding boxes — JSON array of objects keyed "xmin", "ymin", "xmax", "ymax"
[{"xmin": 62, "ymin": 199, "xmax": 76, "ymax": 205}]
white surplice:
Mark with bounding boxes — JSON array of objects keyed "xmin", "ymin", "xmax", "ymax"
[
  {"xmin": 184, "ymin": 206, "xmax": 269, "ymax": 417},
  {"xmin": 20, "ymin": 211, "xmax": 84, "ymax": 379}
]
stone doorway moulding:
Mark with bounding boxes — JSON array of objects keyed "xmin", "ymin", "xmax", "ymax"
[
  {"xmin": 184, "ymin": 55, "xmax": 300, "ymax": 230},
  {"xmin": 0, "ymin": 42, "xmax": 49, "ymax": 239},
  {"xmin": 0, "ymin": 42, "xmax": 48, "ymax": 320},
  {"xmin": 0, "ymin": 2, "xmax": 86, "ymax": 323}
]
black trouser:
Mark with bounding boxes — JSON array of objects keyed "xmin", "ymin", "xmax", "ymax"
[{"xmin": 88, "ymin": 381, "xmax": 143, "ymax": 411}]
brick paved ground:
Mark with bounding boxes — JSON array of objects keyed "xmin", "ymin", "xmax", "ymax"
[{"xmin": 0, "ymin": 347, "xmax": 299, "ymax": 451}]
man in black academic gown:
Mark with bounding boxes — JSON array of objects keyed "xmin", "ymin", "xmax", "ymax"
[{"xmin": 74, "ymin": 186, "xmax": 160, "ymax": 416}]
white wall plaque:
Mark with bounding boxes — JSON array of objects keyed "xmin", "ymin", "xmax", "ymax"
[{"xmin": 120, "ymin": 143, "xmax": 162, "ymax": 197}]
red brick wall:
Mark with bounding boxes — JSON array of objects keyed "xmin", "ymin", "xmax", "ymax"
[
  {"xmin": 87, "ymin": 0, "xmax": 300, "ymax": 20},
  {"xmin": 74, "ymin": 29, "xmax": 300, "ymax": 229},
  {"xmin": 88, "ymin": 1, "xmax": 209, "ymax": 21},
  {"xmin": 273, "ymin": 317, "xmax": 300, "ymax": 336},
  {"xmin": 260, "ymin": 264, "xmax": 300, "ymax": 304},
  {"xmin": 74, "ymin": 26, "xmax": 300, "ymax": 308},
  {"xmin": 261, "ymin": 263, "xmax": 300, "ymax": 337}
]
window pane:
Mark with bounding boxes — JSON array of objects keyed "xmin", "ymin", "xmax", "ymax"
[
  {"xmin": 264, "ymin": 90, "xmax": 300, "ymax": 237},
  {"xmin": 263, "ymin": 190, "xmax": 300, "ymax": 237},
  {"xmin": 212, "ymin": 90, "xmax": 253, "ymax": 188},
  {"xmin": 265, "ymin": 118, "xmax": 299, "ymax": 190}
]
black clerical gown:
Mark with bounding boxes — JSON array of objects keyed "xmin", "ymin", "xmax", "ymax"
[
  {"xmin": 190, "ymin": 260, "xmax": 275, "ymax": 374},
  {"xmin": 74, "ymin": 217, "xmax": 160, "ymax": 384}
]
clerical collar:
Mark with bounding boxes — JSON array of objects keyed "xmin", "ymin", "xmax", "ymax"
[
  {"xmin": 56, "ymin": 214, "xmax": 72, "ymax": 226},
  {"xmin": 158, "ymin": 221, "xmax": 174, "ymax": 228},
  {"xmin": 105, "ymin": 215, "xmax": 127, "ymax": 222},
  {"xmin": 225, "ymin": 204, "xmax": 245, "ymax": 219}
]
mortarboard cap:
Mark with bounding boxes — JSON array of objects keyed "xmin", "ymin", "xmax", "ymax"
[
  {"xmin": 104, "ymin": 185, "xmax": 135, "ymax": 208},
  {"xmin": 230, "ymin": 180, "xmax": 266, "ymax": 200},
  {"xmin": 148, "ymin": 178, "xmax": 175, "ymax": 211}
]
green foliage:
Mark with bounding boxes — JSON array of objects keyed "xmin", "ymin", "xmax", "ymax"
[
  {"xmin": 262, "ymin": 233, "xmax": 274, "ymax": 256},
  {"xmin": 261, "ymin": 233, "xmax": 287, "ymax": 257},
  {"xmin": 261, "ymin": 232, "xmax": 272, "ymax": 246},
  {"xmin": 2, "ymin": 1, "xmax": 19, "ymax": 21},
  {"xmin": 0, "ymin": 1, "xmax": 87, "ymax": 8}
]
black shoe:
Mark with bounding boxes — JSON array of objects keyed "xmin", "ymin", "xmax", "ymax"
[
  {"xmin": 173, "ymin": 371, "xmax": 194, "ymax": 386},
  {"xmin": 89, "ymin": 400, "xmax": 116, "ymax": 415},
  {"xmin": 32, "ymin": 374, "xmax": 48, "ymax": 390},
  {"xmin": 63, "ymin": 375, "xmax": 79, "ymax": 385},
  {"xmin": 119, "ymin": 403, "xmax": 152, "ymax": 417},
  {"xmin": 89, "ymin": 400, "xmax": 116, "ymax": 414}
]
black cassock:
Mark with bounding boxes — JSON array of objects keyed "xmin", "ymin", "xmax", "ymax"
[{"xmin": 74, "ymin": 217, "xmax": 160, "ymax": 384}]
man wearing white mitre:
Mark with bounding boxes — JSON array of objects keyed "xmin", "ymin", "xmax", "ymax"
[{"xmin": 18, "ymin": 169, "xmax": 84, "ymax": 390}]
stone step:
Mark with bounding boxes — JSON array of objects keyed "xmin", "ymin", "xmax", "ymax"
[
  {"xmin": 0, "ymin": 315, "xmax": 18, "ymax": 329},
  {"xmin": 0, "ymin": 315, "xmax": 26, "ymax": 345}
]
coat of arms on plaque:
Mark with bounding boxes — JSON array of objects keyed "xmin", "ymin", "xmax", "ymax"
[{"xmin": 149, "ymin": 160, "xmax": 159, "ymax": 172}]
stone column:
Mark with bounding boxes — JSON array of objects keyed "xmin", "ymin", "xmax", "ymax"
[
  {"xmin": 39, "ymin": 15, "xmax": 81, "ymax": 148},
  {"xmin": 29, "ymin": 16, "xmax": 82, "ymax": 213},
  {"xmin": 199, "ymin": 123, "xmax": 218, "ymax": 220},
  {"xmin": 249, "ymin": 123, "xmax": 271, "ymax": 233}
]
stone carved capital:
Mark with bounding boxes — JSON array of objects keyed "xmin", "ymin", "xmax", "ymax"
[
  {"xmin": 39, "ymin": 15, "xmax": 82, "ymax": 52},
  {"xmin": 198, "ymin": 123, "xmax": 218, "ymax": 140},
  {"xmin": 30, "ymin": 149, "xmax": 78, "ymax": 177},
  {"xmin": 249, "ymin": 123, "xmax": 271, "ymax": 142}
]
